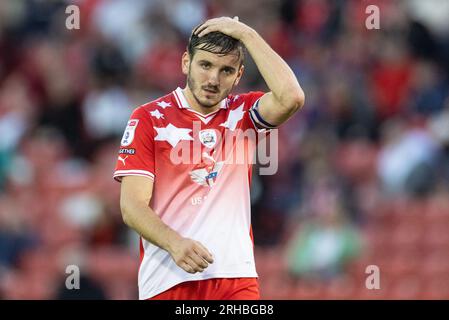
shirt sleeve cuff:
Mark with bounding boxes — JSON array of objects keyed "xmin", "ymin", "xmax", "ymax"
[{"xmin": 113, "ymin": 170, "xmax": 155, "ymax": 182}]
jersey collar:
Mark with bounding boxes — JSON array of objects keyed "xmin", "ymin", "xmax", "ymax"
[{"xmin": 173, "ymin": 87, "xmax": 228, "ymax": 110}]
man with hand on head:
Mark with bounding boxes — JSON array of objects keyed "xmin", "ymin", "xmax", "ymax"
[{"xmin": 115, "ymin": 16, "xmax": 305, "ymax": 300}]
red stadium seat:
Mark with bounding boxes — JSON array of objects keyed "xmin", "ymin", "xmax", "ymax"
[
  {"xmin": 288, "ymin": 280, "xmax": 325, "ymax": 300},
  {"xmin": 387, "ymin": 276, "xmax": 423, "ymax": 300},
  {"xmin": 323, "ymin": 276, "xmax": 357, "ymax": 299}
]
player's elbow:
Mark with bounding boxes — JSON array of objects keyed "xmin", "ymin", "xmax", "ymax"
[
  {"xmin": 288, "ymin": 88, "xmax": 305, "ymax": 112},
  {"xmin": 280, "ymin": 87, "xmax": 305, "ymax": 114}
]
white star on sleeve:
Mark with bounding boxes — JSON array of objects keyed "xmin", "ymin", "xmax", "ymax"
[
  {"xmin": 150, "ymin": 109, "xmax": 164, "ymax": 119},
  {"xmin": 157, "ymin": 101, "xmax": 172, "ymax": 109},
  {"xmin": 154, "ymin": 123, "xmax": 193, "ymax": 148},
  {"xmin": 219, "ymin": 103, "xmax": 245, "ymax": 131}
]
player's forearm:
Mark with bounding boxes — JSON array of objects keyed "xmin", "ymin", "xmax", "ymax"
[
  {"xmin": 242, "ymin": 28, "xmax": 304, "ymax": 110},
  {"xmin": 121, "ymin": 202, "xmax": 182, "ymax": 254}
]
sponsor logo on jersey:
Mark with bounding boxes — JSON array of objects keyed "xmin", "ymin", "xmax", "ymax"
[
  {"xmin": 189, "ymin": 152, "xmax": 224, "ymax": 187},
  {"xmin": 189, "ymin": 162, "xmax": 224, "ymax": 187},
  {"xmin": 119, "ymin": 148, "xmax": 136, "ymax": 155}
]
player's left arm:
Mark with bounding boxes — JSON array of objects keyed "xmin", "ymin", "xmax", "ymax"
[{"xmin": 196, "ymin": 17, "xmax": 305, "ymax": 127}]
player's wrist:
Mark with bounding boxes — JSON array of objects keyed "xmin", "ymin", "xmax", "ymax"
[
  {"xmin": 240, "ymin": 26, "xmax": 257, "ymax": 43},
  {"xmin": 164, "ymin": 231, "xmax": 183, "ymax": 255}
]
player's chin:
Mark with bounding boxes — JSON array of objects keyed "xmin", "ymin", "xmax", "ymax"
[{"xmin": 200, "ymin": 96, "xmax": 221, "ymax": 107}]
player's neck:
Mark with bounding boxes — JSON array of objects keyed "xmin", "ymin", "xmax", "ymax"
[{"xmin": 182, "ymin": 87, "xmax": 221, "ymax": 116}]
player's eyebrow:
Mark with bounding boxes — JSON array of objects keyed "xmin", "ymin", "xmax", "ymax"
[
  {"xmin": 198, "ymin": 60, "xmax": 236, "ymax": 72},
  {"xmin": 198, "ymin": 59, "xmax": 212, "ymax": 65}
]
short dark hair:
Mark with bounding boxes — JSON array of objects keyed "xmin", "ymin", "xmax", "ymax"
[{"xmin": 187, "ymin": 28, "xmax": 245, "ymax": 65}]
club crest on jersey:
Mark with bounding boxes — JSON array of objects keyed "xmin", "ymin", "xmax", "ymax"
[
  {"xmin": 199, "ymin": 129, "xmax": 217, "ymax": 149},
  {"xmin": 121, "ymin": 119, "xmax": 139, "ymax": 146}
]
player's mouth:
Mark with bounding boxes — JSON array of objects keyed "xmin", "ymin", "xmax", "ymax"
[{"xmin": 202, "ymin": 87, "xmax": 219, "ymax": 95}]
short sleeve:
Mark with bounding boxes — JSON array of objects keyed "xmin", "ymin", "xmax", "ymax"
[{"xmin": 113, "ymin": 107, "xmax": 155, "ymax": 182}]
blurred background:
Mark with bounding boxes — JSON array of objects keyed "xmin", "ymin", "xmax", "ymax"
[{"xmin": 0, "ymin": 0, "xmax": 449, "ymax": 299}]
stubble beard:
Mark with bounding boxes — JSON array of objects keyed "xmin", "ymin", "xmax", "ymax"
[{"xmin": 187, "ymin": 71, "xmax": 232, "ymax": 109}]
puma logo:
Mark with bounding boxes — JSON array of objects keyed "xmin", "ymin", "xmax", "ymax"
[{"xmin": 118, "ymin": 155, "xmax": 129, "ymax": 166}]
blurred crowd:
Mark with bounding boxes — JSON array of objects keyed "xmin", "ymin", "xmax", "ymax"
[{"xmin": 0, "ymin": 0, "xmax": 449, "ymax": 299}]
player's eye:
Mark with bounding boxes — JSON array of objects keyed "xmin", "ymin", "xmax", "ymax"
[
  {"xmin": 200, "ymin": 62, "xmax": 211, "ymax": 69},
  {"xmin": 222, "ymin": 68, "xmax": 235, "ymax": 75}
]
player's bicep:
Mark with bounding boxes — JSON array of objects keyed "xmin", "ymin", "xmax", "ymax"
[
  {"xmin": 256, "ymin": 92, "xmax": 298, "ymax": 127},
  {"xmin": 120, "ymin": 176, "xmax": 154, "ymax": 214}
]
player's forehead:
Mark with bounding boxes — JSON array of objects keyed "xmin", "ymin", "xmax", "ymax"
[{"xmin": 192, "ymin": 47, "xmax": 241, "ymax": 68}]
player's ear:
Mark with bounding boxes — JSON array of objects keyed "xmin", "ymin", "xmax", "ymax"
[
  {"xmin": 233, "ymin": 65, "xmax": 244, "ymax": 87},
  {"xmin": 182, "ymin": 52, "xmax": 190, "ymax": 75}
]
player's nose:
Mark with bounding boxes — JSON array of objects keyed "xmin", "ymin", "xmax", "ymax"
[{"xmin": 207, "ymin": 72, "xmax": 220, "ymax": 86}]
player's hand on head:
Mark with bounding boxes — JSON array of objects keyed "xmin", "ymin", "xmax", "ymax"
[
  {"xmin": 195, "ymin": 16, "xmax": 251, "ymax": 40},
  {"xmin": 170, "ymin": 237, "xmax": 214, "ymax": 274}
]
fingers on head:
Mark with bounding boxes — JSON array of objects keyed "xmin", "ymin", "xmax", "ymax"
[{"xmin": 192, "ymin": 24, "xmax": 203, "ymax": 35}]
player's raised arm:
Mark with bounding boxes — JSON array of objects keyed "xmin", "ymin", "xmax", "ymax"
[
  {"xmin": 120, "ymin": 176, "xmax": 214, "ymax": 274},
  {"xmin": 195, "ymin": 17, "xmax": 305, "ymax": 127}
]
